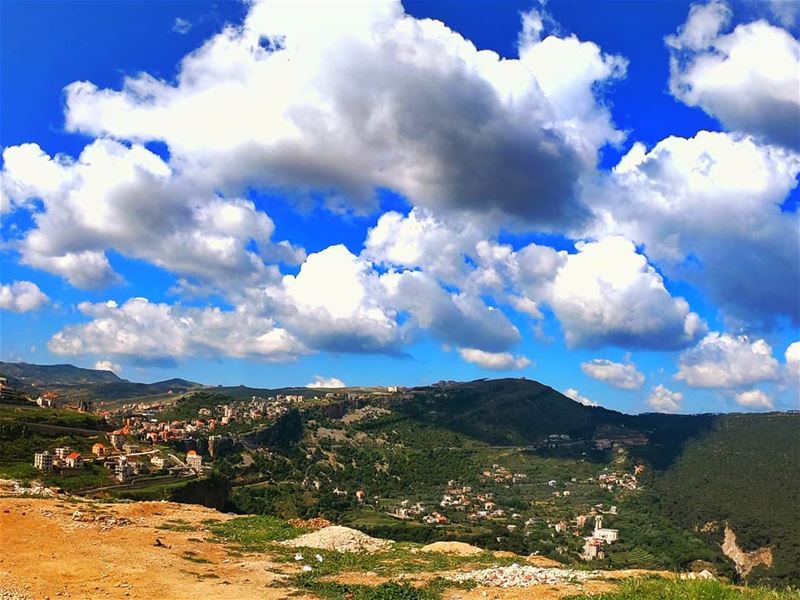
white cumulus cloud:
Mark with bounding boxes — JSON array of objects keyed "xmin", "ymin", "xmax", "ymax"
[
  {"xmin": 675, "ymin": 332, "xmax": 780, "ymax": 388},
  {"xmin": 647, "ymin": 384, "xmax": 683, "ymax": 413},
  {"xmin": 563, "ymin": 387, "xmax": 598, "ymax": 407},
  {"xmin": 457, "ymin": 347, "xmax": 532, "ymax": 370},
  {"xmin": 549, "ymin": 237, "xmax": 705, "ymax": 349},
  {"xmin": 94, "ymin": 360, "xmax": 122, "ymax": 375},
  {"xmin": 307, "ymin": 376, "xmax": 346, "ymax": 389},
  {"xmin": 734, "ymin": 389, "xmax": 774, "ymax": 410},
  {"xmin": 592, "ymin": 131, "xmax": 800, "ymax": 324},
  {"xmin": 582, "ymin": 357, "xmax": 645, "ymax": 390},
  {"xmin": 1, "ymin": 139, "xmax": 304, "ymax": 290},
  {"xmin": 60, "ymin": 0, "xmax": 626, "ymax": 227},
  {"xmin": 275, "ymin": 245, "xmax": 403, "ymax": 354},
  {"xmin": 48, "ymin": 297, "xmax": 306, "ymax": 364},
  {"xmin": 786, "ymin": 341, "xmax": 800, "ymax": 381},
  {"xmin": 667, "ymin": 1, "xmax": 800, "ymax": 149},
  {"xmin": 0, "ymin": 281, "xmax": 49, "ymax": 313}
]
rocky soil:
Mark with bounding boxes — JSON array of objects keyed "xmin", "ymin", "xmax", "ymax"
[
  {"xmin": 450, "ymin": 564, "xmax": 600, "ymax": 588},
  {"xmin": 0, "ymin": 497, "xmax": 312, "ymax": 600},
  {"xmin": 1, "ymin": 495, "xmax": 675, "ymax": 599}
]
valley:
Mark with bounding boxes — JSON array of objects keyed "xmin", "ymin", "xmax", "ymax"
[{"xmin": 1, "ymin": 366, "xmax": 799, "ymax": 598}]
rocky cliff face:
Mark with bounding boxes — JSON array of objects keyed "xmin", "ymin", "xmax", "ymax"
[{"xmin": 721, "ymin": 524, "xmax": 773, "ymax": 578}]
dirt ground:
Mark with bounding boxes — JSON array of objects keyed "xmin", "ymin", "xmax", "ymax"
[
  {"xmin": 0, "ymin": 496, "xmax": 662, "ymax": 600},
  {"xmin": 0, "ymin": 497, "xmax": 312, "ymax": 600}
]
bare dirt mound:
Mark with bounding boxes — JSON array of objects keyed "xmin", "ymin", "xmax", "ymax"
[
  {"xmin": 284, "ymin": 525, "xmax": 392, "ymax": 553},
  {"xmin": 526, "ymin": 555, "xmax": 565, "ymax": 568},
  {"xmin": 421, "ymin": 541, "xmax": 483, "ymax": 556}
]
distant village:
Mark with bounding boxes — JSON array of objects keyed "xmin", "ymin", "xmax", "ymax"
[
  {"xmin": 383, "ymin": 460, "xmax": 645, "ymax": 561},
  {"xmin": 19, "ymin": 378, "xmax": 650, "ymax": 563}
]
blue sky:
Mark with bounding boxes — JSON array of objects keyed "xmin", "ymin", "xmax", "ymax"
[{"xmin": 1, "ymin": 0, "xmax": 798, "ymax": 414}]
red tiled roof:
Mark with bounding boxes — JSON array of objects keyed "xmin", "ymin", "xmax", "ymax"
[{"xmin": 67, "ymin": 452, "xmax": 81, "ymax": 460}]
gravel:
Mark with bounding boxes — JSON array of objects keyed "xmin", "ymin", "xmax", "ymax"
[
  {"xmin": 449, "ymin": 563, "xmax": 600, "ymax": 588},
  {"xmin": 0, "ymin": 586, "xmax": 32, "ymax": 600},
  {"xmin": 283, "ymin": 525, "xmax": 392, "ymax": 553}
]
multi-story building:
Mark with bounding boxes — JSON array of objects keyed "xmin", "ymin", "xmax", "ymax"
[
  {"xmin": 54, "ymin": 447, "xmax": 72, "ymax": 460},
  {"xmin": 34, "ymin": 451, "xmax": 54, "ymax": 471},
  {"xmin": 186, "ymin": 451, "xmax": 203, "ymax": 471}
]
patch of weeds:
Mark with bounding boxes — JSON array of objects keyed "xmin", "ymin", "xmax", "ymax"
[
  {"xmin": 565, "ymin": 578, "xmax": 800, "ymax": 599},
  {"xmin": 208, "ymin": 515, "xmax": 308, "ymax": 551},
  {"xmin": 292, "ymin": 574, "xmax": 445, "ymax": 600},
  {"xmin": 157, "ymin": 522, "xmax": 197, "ymax": 532},
  {"xmin": 273, "ymin": 544, "xmax": 512, "ymax": 579}
]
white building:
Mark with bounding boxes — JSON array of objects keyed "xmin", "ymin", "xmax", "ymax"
[
  {"xmin": 186, "ymin": 451, "xmax": 203, "ymax": 471},
  {"xmin": 34, "ymin": 451, "xmax": 54, "ymax": 471},
  {"xmin": 115, "ymin": 457, "xmax": 134, "ymax": 482},
  {"xmin": 593, "ymin": 516, "xmax": 619, "ymax": 543},
  {"xmin": 54, "ymin": 447, "xmax": 72, "ymax": 459}
]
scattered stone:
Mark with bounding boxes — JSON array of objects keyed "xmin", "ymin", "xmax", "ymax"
[
  {"xmin": 0, "ymin": 585, "xmax": 32, "ymax": 600},
  {"xmin": 449, "ymin": 564, "xmax": 599, "ymax": 588},
  {"xmin": 680, "ymin": 569, "xmax": 715, "ymax": 580},
  {"xmin": 288, "ymin": 517, "xmax": 332, "ymax": 530}
]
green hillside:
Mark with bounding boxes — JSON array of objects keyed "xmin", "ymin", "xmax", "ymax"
[
  {"xmin": 0, "ymin": 361, "xmax": 203, "ymax": 405},
  {"xmin": 0, "ymin": 361, "xmax": 123, "ymax": 385},
  {"xmin": 656, "ymin": 413, "xmax": 800, "ymax": 586},
  {"xmin": 0, "ymin": 369, "xmax": 796, "ymax": 587}
]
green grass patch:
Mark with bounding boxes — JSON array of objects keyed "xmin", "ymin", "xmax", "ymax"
[
  {"xmin": 566, "ymin": 578, "xmax": 800, "ymax": 600},
  {"xmin": 0, "ymin": 462, "xmax": 39, "ymax": 481},
  {"xmin": 157, "ymin": 522, "xmax": 198, "ymax": 532},
  {"xmin": 208, "ymin": 515, "xmax": 308, "ymax": 551},
  {"xmin": 273, "ymin": 542, "xmax": 518, "ymax": 579},
  {"xmin": 291, "ymin": 575, "xmax": 453, "ymax": 600}
]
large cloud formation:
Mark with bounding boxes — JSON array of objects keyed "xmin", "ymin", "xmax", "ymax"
[
  {"xmin": 592, "ymin": 131, "xmax": 800, "ymax": 324},
  {"xmin": 667, "ymin": 0, "xmax": 800, "ymax": 149},
  {"xmin": 59, "ymin": 0, "xmax": 625, "ymax": 227},
  {"xmin": 48, "ymin": 298, "xmax": 306, "ymax": 364},
  {"xmin": 4, "ymin": 0, "xmax": 798, "ymax": 389},
  {"xmin": 1, "ymin": 140, "xmax": 303, "ymax": 289},
  {"xmin": 548, "ymin": 237, "xmax": 705, "ymax": 349},
  {"xmin": 367, "ymin": 211, "xmax": 706, "ymax": 351}
]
